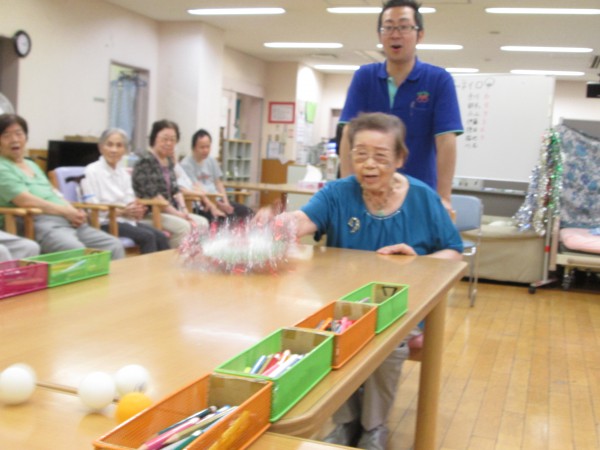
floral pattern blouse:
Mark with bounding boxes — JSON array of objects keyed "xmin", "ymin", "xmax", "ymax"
[{"xmin": 131, "ymin": 151, "xmax": 180, "ymax": 209}]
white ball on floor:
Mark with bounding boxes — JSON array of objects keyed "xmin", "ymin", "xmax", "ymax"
[
  {"xmin": 78, "ymin": 371, "xmax": 116, "ymax": 410},
  {"xmin": 7, "ymin": 363, "xmax": 37, "ymax": 384},
  {"xmin": 0, "ymin": 366, "xmax": 36, "ymax": 405},
  {"xmin": 114, "ymin": 364, "xmax": 149, "ymax": 396}
]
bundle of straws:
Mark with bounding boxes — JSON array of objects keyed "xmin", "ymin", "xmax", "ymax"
[{"xmin": 178, "ymin": 216, "xmax": 297, "ymax": 274}]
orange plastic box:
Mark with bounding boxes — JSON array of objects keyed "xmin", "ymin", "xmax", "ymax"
[
  {"xmin": 0, "ymin": 260, "xmax": 48, "ymax": 300},
  {"xmin": 94, "ymin": 373, "xmax": 272, "ymax": 450},
  {"xmin": 294, "ymin": 300, "xmax": 377, "ymax": 369}
]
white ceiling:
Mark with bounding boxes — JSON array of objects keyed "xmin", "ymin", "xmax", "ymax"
[{"xmin": 102, "ymin": 0, "xmax": 600, "ymax": 81}]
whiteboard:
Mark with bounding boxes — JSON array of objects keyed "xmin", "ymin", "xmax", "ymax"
[{"xmin": 452, "ymin": 74, "xmax": 555, "ymax": 182}]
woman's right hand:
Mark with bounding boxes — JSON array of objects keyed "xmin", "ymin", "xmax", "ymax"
[
  {"xmin": 252, "ymin": 206, "xmax": 277, "ymax": 227},
  {"xmin": 63, "ymin": 204, "xmax": 87, "ymax": 227},
  {"xmin": 122, "ymin": 202, "xmax": 146, "ymax": 221}
]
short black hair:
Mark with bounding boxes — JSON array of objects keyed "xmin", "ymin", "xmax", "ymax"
[
  {"xmin": 191, "ymin": 128, "xmax": 212, "ymax": 149},
  {"xmin": 378, "ymin": 0, "xmax": 423, "ymax": 32},
  {"xmin": 149, "ymin": 119, "xmax": 179, "ymax": 147},
  {"xmin": 0, "ymin": 113, "xmax": 28, "ymax": 137}
]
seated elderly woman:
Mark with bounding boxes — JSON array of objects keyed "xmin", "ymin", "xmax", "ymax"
[
  {"xmin": 0, "ymin": 114, "xmax": 124, "ymax": 259},
  {"xmin": 257, "ymin": 112, "xmax": 462, "ymax": 450},
  {"xmin": 180, "ymin": 128, "xmax": 253, "ymax": 223},
  {"xmin": 84, "ymin": 128, "xmax": 170, "ymax": 254},
  {"xmin": 131, "ymin": 119, "xmax": 208, "ymax": 248}
]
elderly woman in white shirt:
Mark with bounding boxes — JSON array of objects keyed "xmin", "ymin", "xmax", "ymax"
[{"xmin": 84, "ymin": 128, "xmax": 169, "ymax": 254}]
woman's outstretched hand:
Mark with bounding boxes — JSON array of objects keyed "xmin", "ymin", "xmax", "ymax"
[{"xmin": 376, "ymin": 243, "xmax": 417, "ymax": 256}]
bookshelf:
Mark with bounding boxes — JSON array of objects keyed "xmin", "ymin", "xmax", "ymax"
[{"xmin": 222, "ymin": 139, "xmax": 252, "ymax": 182}]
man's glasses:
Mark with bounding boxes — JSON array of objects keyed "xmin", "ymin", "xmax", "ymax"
[
  {"xmin": 379, "ymin": 25, "xmax": 420, "ymax": 35},
  {"xmin": 351, "ymin": 148, "xmax": 395, "ymax": 166}
]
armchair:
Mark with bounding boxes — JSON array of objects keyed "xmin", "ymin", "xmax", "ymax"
[
  {"xmin": 0, "ymin": 206, "xmax": 42, "ymax": 239},
  {"xmin": 48, "ymin": 166, "xmax": 167, "ymax": 252}
]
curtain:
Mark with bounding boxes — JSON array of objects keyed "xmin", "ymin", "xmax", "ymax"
[{"xmin": 109, "ymin": 77, "xmax": 138, "ymax": 141}]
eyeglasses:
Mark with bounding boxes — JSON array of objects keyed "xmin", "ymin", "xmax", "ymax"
[
  {"xmin": 351, "ymin": 148, "xmax": 395, "ymax": 166},
  {"xmin": 0, "ymin": 130, "xmax": 26, "ymax": 140},
  {"xmin": 379, "ymin": 25, "xmax": 420, "ymax": 35},
  {"xmin": 157, "ymin": 136, "xmax": 178, "ymax": 144}
]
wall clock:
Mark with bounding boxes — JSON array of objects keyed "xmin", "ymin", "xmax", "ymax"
[{"xmin": 13, "ymin": 30, "xmax": 32, "ymax": 58}]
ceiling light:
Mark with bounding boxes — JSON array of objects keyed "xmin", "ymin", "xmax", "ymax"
[
  {"xmin": 486, "ymin": 8, "xmax": 600, "ymax": 15},
  {"xmin": 501, "ymin": 46, "xmax": 593, "ymax": 53},
  {"xmin": 417, "ymin": 44, "xmax": 463, "ymax": 50},
  {"xmin": 314, "ymin": 65, "xmax": 359, "ymax": 71},
  {"xmin": 188, "ymin": 8, "xmax": 285, "ymax": 16},
  {"xmin": 446, "ymin": 68, "xmax": 479, "ymax": 73},
  {"xmin": 510, "ymin": 69, "xmax": 585, "ymax": 76},
  {"xmin": 264, "ymin": 42, "xmax": 343, "ymax": 49},
  {"xmin": 327, "ymin": 7, "xmax": 435, "ymax": 14}
]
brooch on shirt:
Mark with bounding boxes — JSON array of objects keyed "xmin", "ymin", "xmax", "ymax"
[{"xmin": 347, "ymin": 217, "xmax": 360, "ymax": 233}]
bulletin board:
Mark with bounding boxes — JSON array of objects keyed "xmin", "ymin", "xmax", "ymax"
[{"xmin": 453, "ymin": 74, "xmax": 555, "ymax": 182}]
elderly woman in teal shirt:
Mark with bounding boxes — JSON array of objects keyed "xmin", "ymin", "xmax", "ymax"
[{"xmin": 257, "ymin": 112, "xmax": 462, "ymax": 449}]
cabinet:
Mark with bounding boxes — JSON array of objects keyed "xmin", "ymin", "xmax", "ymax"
[{"xmin": 222, "ymin": 139, "xmax": 252, "ymax": 182}]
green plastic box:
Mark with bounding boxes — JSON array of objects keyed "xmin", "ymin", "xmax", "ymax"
[
  {"xmin": 339, "ymin": 282, "xmax": 409, "ymax": 333},
  {"xmin": 215, "ymin": 327, "xmax": 333, "ymax": 421},
  {"xmin": 24, "ymin": 248, "xmax": 111, "ymax": 287}
]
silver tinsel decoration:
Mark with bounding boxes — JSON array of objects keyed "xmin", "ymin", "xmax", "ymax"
[{"xmin": 513, "ymin": 130, "xmax": 562, "ymax": 235}]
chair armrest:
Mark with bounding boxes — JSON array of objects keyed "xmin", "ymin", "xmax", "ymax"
[
  {"xmin": 225, "ymin": 190, "xmax": 251, "ymax": 204},
  {"xmin": 70, "ymin": 202, "xmax": 109, "ymax": 211},
  {"xmin": 137, "ymin": 198, "xmax": 168, "ymax": 230},
  {"xmin": 71, "ymin": 202, "xmax": 109, "ymax": 229},
  {"xmin": 137, "ymin": 198, "xmax": 169, "ymax": 207},
  {"xmin": 182, "ymin": 193, "xmax": 204, "ymax": 212},
  {"xmin": 0, "ymin": 206, "xmax": 42, "ymax": 239},
  {"xmin": 93, "ymin": 203, "xmax": 123, "ymax": 237}
]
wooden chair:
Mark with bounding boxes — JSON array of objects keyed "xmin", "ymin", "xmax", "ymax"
[
  {"xmin": 48, "ymin": 167, "xmax": 167, "ymax": 254},
  {"xmin": 0, "ymin": 206, "xmax": 41, "ymax": 239},
  {"xmin": 182, "ymin": 191, "xmax": 252, "ymax": 214}
]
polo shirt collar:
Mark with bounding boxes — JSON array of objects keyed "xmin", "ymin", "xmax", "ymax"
[{"xmin": 380, "ymin": 57, "xmax": 424, "ymax": 82}]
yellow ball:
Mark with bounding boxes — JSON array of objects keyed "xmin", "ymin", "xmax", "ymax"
[{"xmin": 114, "ymin": 392, "xmax": 153, "ymax": 423}]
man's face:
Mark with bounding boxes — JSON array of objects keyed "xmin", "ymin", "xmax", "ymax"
[{"xmin": 378, "ymin": 6, "xmax": 424, "ymax": 65}]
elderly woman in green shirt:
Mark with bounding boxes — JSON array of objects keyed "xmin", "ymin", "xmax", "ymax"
[{"xmin": 0, "ymin": 114, "xmax": 124, "ymax": 259}]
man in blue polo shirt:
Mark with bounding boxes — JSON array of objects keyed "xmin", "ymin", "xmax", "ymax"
[{"xmin": 338, "ymin": 0, "xmax": 463, "ymax": 212}]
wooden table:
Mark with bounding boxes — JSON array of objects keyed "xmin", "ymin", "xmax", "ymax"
[
  {"xmin": 0, "ymin": 388, "xmax": 348, "ymax": 450},
  {"xmin": 223, "ymin": 181, "xmax": 318, "ymax": 208},
  {"xmin": 0, "ymin": 247, "xmax": 465, "ymax": 449}
]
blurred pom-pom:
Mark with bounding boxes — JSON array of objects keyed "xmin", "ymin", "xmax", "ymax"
[{"xmin": 178, "ymin": 217, "xmax": 297, "ymax": 274}]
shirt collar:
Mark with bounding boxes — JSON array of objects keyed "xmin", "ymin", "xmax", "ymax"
[
  {"xmin": 379, "ymin": 57, "xmax": 423, "ymax": 82},
  {"xmin": 99, "ymin": 156, "xmax": 118, "ymax": 173}
]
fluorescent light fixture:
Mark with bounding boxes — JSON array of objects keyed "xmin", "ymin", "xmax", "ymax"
[
  {"xmin": 501, "ymin": 46, "xmax": 593, "ymax": 53},
  {"xmin": 327, "ymin": 7, "xmax": 435, "ymax": 14},
  {"xmin": 511, "ymin": 69, "xmax": 585, "ymax": 76},
  {"xmin": 327, "ymin": 7, "xmax": 381, "ymax": 14},
  {"xmin": 486, "ymin": 8, "xmax": 600, "ymax": 15},
  {"xmin": 417, "ymin": 44, "xmax": 463, "ymax": 50},
  {"xmin": 314, "ymin": 64, "xmax": 359, "ymax": 71},
  {"xmin": 446, "ymin": 68, "xmax": 479, "ymax": 73},
  {"xmin": 264, "ymin": 42, "xmax": 343, "ymax": 49},
  {"xmin": 188, "ymin": 8, "xmax": 285, "ymax": 16}
]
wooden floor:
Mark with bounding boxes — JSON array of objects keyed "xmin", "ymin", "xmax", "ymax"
[{"xmin": 385, "ymin": 279, "xmax": 600, "ymax": 450}]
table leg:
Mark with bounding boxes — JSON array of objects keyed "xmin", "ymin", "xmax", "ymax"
[{"xmin": 414, "ymin": 294, "xmax": 447, "ymax": 450}]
